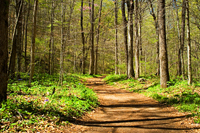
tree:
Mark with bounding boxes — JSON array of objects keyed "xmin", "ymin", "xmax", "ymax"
[
  {"xmin": 81, "ymin": 0, "xmax": 85, "ymax": 74},
  {"xmin": 115, "ymin": 0, "xmax": 118, "ymax": 75},
  {"xmin": 127, "ymin": 0, "xmax": 135, "ymax": 78},
  {"xmin": 59, "ymin": 0, "xmax": 65, "ymax": 86},
  {"xmin": 121, "ymin": 0, "xmax": 128, "ymax": 75},
  {"xmin": 186, "ymin": 0, "xmax": 192, "ymax": 85},
  {"xmin": 29, "ymin": 0, "xmax": 38, "ymax": 84},
  {"xmin": 9, "ymin": 0, "xmax": 23, "ymax": 79},
  {"xmin": 94, "ymin": 0, "xmax": 103, "ymax": 75},
  {"xmin": 135, "ymin": 0, "xmax": 139, "ymax": 79},
  {"xmin": 0, "ymin": 0, "xmax": 9, "ymax": 103},
  {"xmin": 158, "ymin": 0, "xmax": 169, "ymax": 88},
  {"xmin": 89, "ymin": 0, "xmax": 95, "ymax": 75},
  {"xmin": 49, "ymin": 0, "xmax": 55, "ymax": 75},
  {"xmin": 180, "ymin": 0, "xmax": 186, "ymax": 78},
  {"xmin": 24, "ymin": 0, "xmax": 30, "ymax": 72},
  {"xmin": 174, "ymin": 0, "xmax": 182, "ymax": 76}
]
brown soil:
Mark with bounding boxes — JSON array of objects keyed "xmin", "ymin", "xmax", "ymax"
[{"xmin": 72, "ymin": 76, "xmax": 200, "ymax": 133}]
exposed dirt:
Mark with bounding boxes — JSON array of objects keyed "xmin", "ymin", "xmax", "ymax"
[{"xmin": 73, "ymin": 76, "xmax": 200, "ymax": 133}]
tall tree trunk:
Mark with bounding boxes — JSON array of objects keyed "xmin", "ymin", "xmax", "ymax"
[
  {"xmin": 24, "ymin": 0, "xmax": 30, "ymax": 73},
  {"xmin": 16, "ymin": 0, "xmax": 23, "ymax": 79},
  {"xmin": 89, "ymin": 0, "xmax": 95, "ymax": 75},
  {"xmin": 186, "ymin": 0, "xmax": 192, "ymax": 85},
  {"xmin": 174, "ymin": 0, "xmax": 182, "ymax": 76},
  {"xmin": 180, "ymin": 0, "xmax": 186, "ymax": 79},
  {"xmin": 9, "ymin": 0, "xmax": 23, "ymax": 79},
  {"xmin": 121, "ymin": 0, "xmax": 128, "ymax": 75},
  {"xmin": 158, "ymin": 0, "xmax": 169, "ymax": 88},
  {"xmin": 49, "ymin": 0, "xmax": 54, "ymax": 75},
  {"xmin": 59, "ymin": 0, "xmax": 64, "ymax": 85},
  {"xmin": 127, "ymin": 0, "xmax": 135, "ymax": 79},
  {"xmin": 81, "ymin": 0, "xmax": 85, "ymax": 74},
  {"xmin": 135, "ymin": 0, "xmax": 139, "ymax": 79},
  {"xmin": 94, "ymin": 0, "xmax": 103, "ymax": 75},
  {"xmin": 0, "ymin": 0, "xmax": 9, "ymax": 103},
  {"xmin": 139, "ymin": 1, "xmax": 142, "ymax": 75},
  {"xmin": 115, "ymin": 0, "xmax": 118, "ymax": 75},
  {"xmin": 29, "ymin": 0, "xmax": 38, "ymax": 84}
]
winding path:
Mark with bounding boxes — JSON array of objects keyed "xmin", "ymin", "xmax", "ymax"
[{"xmin": 76, "ymin": 76, "xmax": 200, "ymax": 133}]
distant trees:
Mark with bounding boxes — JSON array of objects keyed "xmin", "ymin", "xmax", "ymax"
[
  {"xmin": 3, "ymin": 0, "xmax": 198, "ymax": 88},
  {"xmin": 0, "ymin": 0, "xmax": 9, "ymax": 103}
]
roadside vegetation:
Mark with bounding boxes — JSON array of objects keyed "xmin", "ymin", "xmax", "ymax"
[
  {"xmin": 0, "ymin": 73, "xmax": 99, "ymax": 132},
  {"xmin": 104, "ymin": 74, "xmax": 200, "ymax": 124}
]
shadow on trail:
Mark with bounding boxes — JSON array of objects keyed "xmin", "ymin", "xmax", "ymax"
[{"xmin": 78, "ymin": 76, "xmax": 200, "ymax": 132}]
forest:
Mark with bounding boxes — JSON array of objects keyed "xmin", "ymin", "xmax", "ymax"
[{"xmin": 0, "ymin": 0, "xmax": 200, "ymax": 132}]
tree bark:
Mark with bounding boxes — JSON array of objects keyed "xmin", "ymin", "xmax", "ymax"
[
  {"xmin": 186, "ymin": 0, "xmax": 192, "ymax": 85},
  {"xmin": 29, "ymin": 0, "xmax": 38, "ymax": 84},
  {"xmin": 16, "ymin": 0, "xmax": 23, "ymax": 79},
  {"xmin": 127, "ymin": 0, "xmax": 135, "ymax": 79},
  {"xmin": 89, "ymin": 0, "xmax": 95, "ymax": 75},
  {"xmin": 81, "ymin": 0, "xmax": 85, "ymax": 74},
  {"xmin": 174, "ymin": 0, "xmax": 182, "ymax": 76},
  {"xmin": 94, "ymin": 0, "xmax": 103, "ymax": 75},
  {"xmin": 9, "ymin": 0, "xmax": 23, "ymax": 79},
  {"xmin": 24, "ymin": 0, "xmax": 30, "ymax": 73},
  {"xmin": 180, "ymin": 0, "xmax": 186, "ymax": 78},
  {"xmin": 121, "ymin": 0, "xmax": 128, "ymax": 76},
  {"xmin": 135, "ymin": 0, "xmax": 139, "ymax": 79},
  {"xmin": 158, "ymin": 0, "xmax": 169, "ymax": 88},
  {"xmin": 49, "ymin": 0, "xmax": 54, "ymax": 75},
  {"xmin": 59, "ymin": 0, "xmax": 64, "ymax": 86},
  {"xmin": 0, "ymin": 0, "xmax": 9, "ymax": 103},
  {"xmin": 115, "ymin": 0, "xmax": 118, "ymax": 75}
]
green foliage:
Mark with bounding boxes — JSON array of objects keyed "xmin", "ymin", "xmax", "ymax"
[
  {"xmin": 103, "ymin": 74, "xmax": 127, "ymax": 85},
  {"xmin": 1, "ymin": 73, "xmax": 99, "ymax": 132}
]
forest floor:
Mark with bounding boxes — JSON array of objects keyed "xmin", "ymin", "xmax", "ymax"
[{"xmin": 70, "ymin": 76, "xmax": 200, "ymax": 133}]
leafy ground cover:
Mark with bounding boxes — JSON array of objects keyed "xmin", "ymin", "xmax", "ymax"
[
  {"xmin": 0, "ymin": 73, "xmax": 99, "ymax": 132},
  {"xmin": 104, "ymin": 74, "xmax": 200, "ymax": 124}
]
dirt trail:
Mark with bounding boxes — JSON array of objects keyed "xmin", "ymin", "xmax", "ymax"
[{"xmin": 75, "ymin": 76, "xmax": 200, "ymax": 133}]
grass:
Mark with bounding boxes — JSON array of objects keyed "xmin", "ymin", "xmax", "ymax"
[
  {"xmin": 0, "ymin": 73, "xmax": 99, "ymax": 132},
  {"xmin": 104, "ymin": 74, "xmax": 200, "ymax": 124}
]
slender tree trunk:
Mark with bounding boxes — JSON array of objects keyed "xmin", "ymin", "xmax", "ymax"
[
  {"xmin": 24, "ymin": 0, "xmax": 30, "ymax": 73},
  {"xmin": 49, "ymin": 0, "xmax": 54, "ymax": 75},
  {"xmin": 94, "ymin": 0, "xmax": 103, "ymax": 75},
  {"xmin": 139, "ymin": 1, "xmax": 142, "ymax": 75},
  {"xmin": 29, "ymin": 0, "xmax": 38, "ymax": 84},
  {"xmin": 121, "ymin": 0, "xmax": 128, "ymax": 75},
  {"xmin": 9, "ymin": 0, "xmax": 23, "ymax": 79},
  {"xmin": 59, "ymin": 0, "xmax": 64, "ymax": 85},
  {"xmin": 135, "ymin": 0, "xmax": 139, "ymax": 79},
  {"xmin": 127, "ymin": 0, "xmax": 135, "ymax": 79},
  {"xmin": 89, "ymin": 0, "xmax": 95, "ymax": 75},
  {"xmin": 81, "ymin": 0, "xmax": 85, "ymax": 74},
  {"xmin": 186, "ymin": 0, "xmax": 192, "ymax": 85},
  {"xmin": 16, "ymin": 0, "xmax": 23, "ymax": 79},
  {"xmin": 180, "ymin": 0, "xmax": 186, "ymax": 79},
  {"xmin": 0, "ymin": 0, "xmax": 9, "ymax": 103},
  {"xmin": 174, "ymin": 0, "xmax": 182, "ymax": 76},
  {"xmin": 115, "ymin": 0, "xmax": 118, "ymax": 75},
  {"xmin": 158, "ymin": 0, "xmax": 169, "ymax": 88}
]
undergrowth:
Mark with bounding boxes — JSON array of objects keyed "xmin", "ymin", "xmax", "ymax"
[
  {"xmin": 104, "ymin": 74, "xmax": 200, "ymax": 124},
  {"xmin": 0, "ymin": 73, "xmax": 99, "ymax": 132}
]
